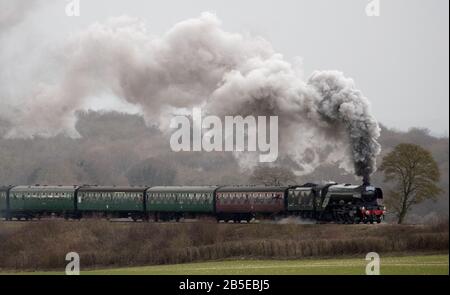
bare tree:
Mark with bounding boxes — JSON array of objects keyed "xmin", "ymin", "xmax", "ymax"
[
  {"xmin": 380, "ymin": 143, "xmax": 442, "ymax": 224},
  {"xmin": 126, "ymin": 158, "xmax": 176, "ymax": 186},
  {"xmin": 250, "ymin": 166, "xmax": 296, "ymax": 186}
]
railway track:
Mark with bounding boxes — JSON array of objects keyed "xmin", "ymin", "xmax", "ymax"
[{"xmin": 1, "ymin": 217, "xmax": 374, "ymax": 225}]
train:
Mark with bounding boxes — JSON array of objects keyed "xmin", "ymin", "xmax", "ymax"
[{"xmin": 0, "ymin": 182, "xmax": 385, "ymax": 223}]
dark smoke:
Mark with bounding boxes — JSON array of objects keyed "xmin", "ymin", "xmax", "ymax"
[{"xmin": 308, "ymin": 71, "xmax": 381, "ymax": 182}]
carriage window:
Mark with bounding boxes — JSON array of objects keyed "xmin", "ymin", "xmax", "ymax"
[{"xmin": 240, "ymin": 195, "xmax": 246, "ymax": 204}]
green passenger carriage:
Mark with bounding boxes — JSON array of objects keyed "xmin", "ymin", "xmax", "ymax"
[
  {"xmin": 77, "ymin": 186, "xmax": 148, "ymax": 220},
  {"xmin": 0, "ymin": 186, "xmax": 12, "ymax": 218},
  {"xmin": 8, "ymin": 185, "xmax": 77, "ymax": 219},
  {"xmin": 146, "ymin": 186, "xmax": 218, "ymax": 221}
]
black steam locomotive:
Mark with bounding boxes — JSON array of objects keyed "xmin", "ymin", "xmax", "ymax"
[{"xmin": 0, "ymin": 182, "xmax": 385, "ymax": 223}]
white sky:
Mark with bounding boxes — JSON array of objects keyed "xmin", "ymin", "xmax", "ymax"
[{"xmin": 3, "ymin": 0, "xmax": 449, "ymax": 136}]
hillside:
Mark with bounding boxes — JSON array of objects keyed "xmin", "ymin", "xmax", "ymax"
[{"xmin": 0, "ymin": 112, "xmax": 448, "ymax": 223}]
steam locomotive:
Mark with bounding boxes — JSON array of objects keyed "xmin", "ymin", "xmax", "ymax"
[{"xmin": 0, "ymin": 182, "xmax": 385, "ymax": 223}]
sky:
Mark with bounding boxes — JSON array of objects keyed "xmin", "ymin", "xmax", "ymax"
[{"xmin": 1, "ymin": 0, "xmax": 449, "ymax": 136}]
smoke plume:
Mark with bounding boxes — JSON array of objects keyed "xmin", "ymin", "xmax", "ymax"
[{"xmin": 0, "ymin": 12, "xmax": 381, "ymax": 181}]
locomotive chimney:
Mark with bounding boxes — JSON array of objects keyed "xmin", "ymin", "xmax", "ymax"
[{"xmin": 363, "ymin": 175, "xmax": 370, "ymax": 186}]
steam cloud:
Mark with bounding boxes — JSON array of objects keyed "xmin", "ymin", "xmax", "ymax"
[{"xmin": 0, "ymin": 12, "xmax": 381, "ymax": 181}]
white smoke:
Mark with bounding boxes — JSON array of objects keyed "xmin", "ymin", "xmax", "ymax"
[
  {"xmin": 0, "ymin": 0, "xmax": 39, "ymax": 36},
  {"xmin": 275, "ymin": 216, "xmax": 315, "ymax": 225},
  {"xmin": 0, "ymin": 12, "xmax": 380, "ymax": 180}
]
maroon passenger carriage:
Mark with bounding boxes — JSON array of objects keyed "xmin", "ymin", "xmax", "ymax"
[{"xmin": 215, "ymin": 186, "xmax": 288, "ymax": 222}]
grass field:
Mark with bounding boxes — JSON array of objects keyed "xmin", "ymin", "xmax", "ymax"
[{"xmin": 5, "ymin": 254, "xmax": 448, "ymax": 275}]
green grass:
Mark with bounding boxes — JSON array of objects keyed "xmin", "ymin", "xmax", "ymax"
[{"xmin": 4, "ymin": 254, "xmax": 448, "ymax": 275}]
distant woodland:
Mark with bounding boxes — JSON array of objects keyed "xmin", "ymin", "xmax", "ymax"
[{"xmin": 0, "ymin": 111, "xmax": 447, "ymax": 223}]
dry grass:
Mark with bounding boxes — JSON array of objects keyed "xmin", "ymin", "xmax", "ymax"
[{"xmin": 0, "ymin": 219, "xmax": 448, "ymax": 270}]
